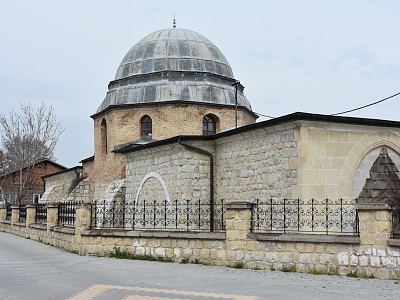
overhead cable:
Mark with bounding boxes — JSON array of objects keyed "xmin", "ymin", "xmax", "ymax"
[
  {"xmin": 254, "ymin": 112, "xmax": 275, "ymax": 119},
  {"xmin": 331, "ymin": 92, "xmax": 400, "ymax": 116}
]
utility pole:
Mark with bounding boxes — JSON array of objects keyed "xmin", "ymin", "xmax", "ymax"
[{"xmin": 232, "ymin": 80, "xmax": 240, "ymax": 128}]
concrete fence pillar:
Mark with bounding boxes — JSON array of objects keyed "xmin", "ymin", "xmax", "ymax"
[
  {"xmin": 11, "ymin": 205, "xmax": 19, "ymax": 225},
  {"xmin": 26, "ymin": 205, "xmax": 36, "ymax": 226},
  {"xmin": 224, "ymin": 202, "xmax": 253, "ymax": 265},
  {"xmin": 0, "ymin": 205, "xmax": 6, "ymax": 220},
  {"xmin": 75, "ymin": 203, "xmax": 92, "ymax": 236},
  {"xmin": 46, "ymin": 203, "xmax": 59, "ymax": 230},
  {"xmin": 355, "ymin": 203, "xmax": 392, "ymax": 246}
]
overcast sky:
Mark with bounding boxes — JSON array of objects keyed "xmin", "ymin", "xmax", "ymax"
[{"xmin": 1, "ymin": 0, "xmax": 399, "ymax": 167}]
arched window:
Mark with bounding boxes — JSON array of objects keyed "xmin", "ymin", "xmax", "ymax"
[
  {"xmin": 141, "ymin": 115, "xmax": 152, "ymax": 139},
  {"xmin": 101, "ymin": 119, "xmax": 108, "ymax": 154},
  {"xmin": 202, "ymin": 115, "xmax": 216, "ymax": 136}
]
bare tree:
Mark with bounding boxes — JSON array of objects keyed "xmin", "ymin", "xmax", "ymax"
[
  {"xmin": 0, "ymin": 102, "xmax": 63, "ymax": 204},
  {"xmin": 0, "ymin": 150, "xmax": 7, "ymax": 204}
]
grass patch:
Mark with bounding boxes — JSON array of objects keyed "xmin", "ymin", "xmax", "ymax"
[
  {"xmin": 180, "ymin": 257, "xmax": 190, "ymax": 264},
  {"xmin": 327, "ymin": 266, "xmax": 340, "ymax": 276},
  {"xmin": 109, "ymin": 246, "xmax": 173, "ymax": 263},
  {"xmin": 346, "ymin": 270, "xmax": 375, "ymax": 279},
  {"xmin": 228, "ymin": 262, "xmax": 245, "ymax": 269},
  {"xmin": 191, "ymin": 258, "xmax": 210, "ymax": 266},
  {"xmin": 281, "ymin": 265, "xmax": 296, "ymax": 273},
  {"xmin": 308, "ymin": 267, "xmax": 326, "ymax": 275},
  {"xmin": 307, "ymin": 266, "xmax": 340, "ymax": 276}
]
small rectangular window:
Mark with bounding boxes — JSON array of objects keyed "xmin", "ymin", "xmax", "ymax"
[{"xmin": 33, "ymin": 194, "xmax": 42, "ymax": 204}]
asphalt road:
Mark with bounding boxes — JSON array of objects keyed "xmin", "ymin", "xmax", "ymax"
[{"xmin": 0, "ymin": 231, "xmax": 399, "ymax": 300}]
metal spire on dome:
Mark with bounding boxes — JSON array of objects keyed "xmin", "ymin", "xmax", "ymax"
[{"xmin": 173, "ymin": 14, "xmax": 176, "ymax": 28}]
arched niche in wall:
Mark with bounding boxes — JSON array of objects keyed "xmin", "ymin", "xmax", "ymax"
[
  {"xmin": 352, "ymin": 146, "xmax": 400, "ymax": 198},
  {"xmin": 135, "ymin": 171, "xmax": 170, "ymax": 204}
]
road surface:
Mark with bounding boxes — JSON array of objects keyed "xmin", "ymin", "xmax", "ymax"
[{"xmin": 0, "ymin": 232, "xmax": 399, "ymax": 299}]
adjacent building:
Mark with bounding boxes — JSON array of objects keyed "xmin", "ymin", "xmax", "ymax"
[{"xmin": 0, "ymin": 160, "xmax": 66, "ymax": 204}]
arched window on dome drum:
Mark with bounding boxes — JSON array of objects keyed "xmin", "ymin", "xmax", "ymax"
[
  {"xmin": 202, "ymin": 115, "xmax": 216, "ymax": 136},
  {"xmin": 141, "ymin": 115, "xmax": 152, "ymax": 139},
  {"xmin": 101, "ymin": 119, "xmax": 108, "ymax": 154}
]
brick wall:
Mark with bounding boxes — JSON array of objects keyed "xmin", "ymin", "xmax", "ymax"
[
  {"xmin": 0, "ymin": 161, "xmax": 65, "ymax": 204},
  {"xmin": 89, "ymin": 103, "xmax": 256, "ymax": 185}
]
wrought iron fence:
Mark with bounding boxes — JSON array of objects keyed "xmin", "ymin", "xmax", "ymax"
[
  {"xmin": 58, "ymin": 201, "xmax": 77, "ymax": 226},
  {"xmin": 35, "ymin": 204, "xmax": 47, "ymax": 223},
  {"xmin": 5, "ymin": 204, "xmax": 12, "ymax": 220},
  {"xmin": 90, "ymin": 199, "xmax": 225, "ymax": 232},
  {"xmin": 392, "ymin": 205, "xmax": 400, "ymax": 238},
  {"xmin": 251, "ymin": 198, "xmax": 359, "ymax": 236},
  {"xmin": 18, "ymin": 205, "xmax": 26, "ymax": 222}
]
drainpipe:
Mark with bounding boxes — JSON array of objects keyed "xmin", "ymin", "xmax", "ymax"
[
  {"xmin": 178, "ymin": 139, "xmax": 214, "ymax": 232},
  {"xmin": 74, "ymin": 167, "xmax": 81, "ymax": 178}
]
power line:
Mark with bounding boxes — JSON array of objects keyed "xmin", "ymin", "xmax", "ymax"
[
  {"xmin": 253, "ymin": 91, "xmax": 399, "ymax": 120},
  {"xmin": 254, "ymin": 112, "xmax": 275, "ymax": 119},
  {"xmin": 331, "ymin": 92, "xmax": 400, "ymax": 116}
]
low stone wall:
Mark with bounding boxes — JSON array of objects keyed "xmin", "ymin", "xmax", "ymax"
[{"xmin": 1, "ymin": 202, "xmax": 399, "ymax": 280}]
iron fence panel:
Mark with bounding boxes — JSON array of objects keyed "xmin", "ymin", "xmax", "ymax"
[
  {"xmin": 392, "ymin": 204, "xmax": 400, "ymax": 238},
  {"xmin": 35, "ymin": 204, "xmax": 47, "ymax": 223},
  {"xmin": 90, "ymin": 199, "xmax": 225, "ymax": 232},
  {"xmin": 58, "ymin": 201, "xmax": 77, "ymax": 226},
  {"xmin": 251, "ymin": 198, "xmax": 359, "ymax": 236},
  {"xmin": 18, "ymin": 205, "xmax": 26, "ymax": 222},
  {"xmin": 5, "ymin": 204, "xmax": 12, "ymax": 220}
]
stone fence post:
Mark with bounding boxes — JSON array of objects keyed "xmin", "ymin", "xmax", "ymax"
[
  {"xmin": 0, "ymin": 205, "xmax": 6, "ymax": 220},
  {"xmin": 26, "ymin": 205, "xmax": 36, "ymax": 226},
  {"xmin": 355, "ymin": 203, "xmax": 392, "ymax": 246},
  {"xmin": 75, "ymin": 203, "xmax": 92, "ymax": 236},
  {"xmin": 46, "ymin": 203, "xmax": 59, "ymax": 230},
  {"xmin": 11, "ymin": 205, "xmax": 20, "ymax": 225},
  {"xmin": 224, "ymin": 202, "xmax": 253, "ymax": 265}
]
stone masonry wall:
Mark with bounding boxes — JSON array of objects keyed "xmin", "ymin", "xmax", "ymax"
[
  {"xmin": 125, "ymin": 141, "xmax": 214, "ymax": 203},
  {"xmin": 1, "ymin": 202, "xmax": 400, "ymax": 280},
  {"xmin": 294, "ymin": 121, "xmax": 400, "ymax": 200},
  {"xmin": 41, "ymin": 168, "xmax": 82, "ymax": 203},
  {"xmin": 215, "ymin": 126, "xmax": 298, "ymax": 202}
]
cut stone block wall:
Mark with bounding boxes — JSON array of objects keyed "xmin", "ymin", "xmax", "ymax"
[
  {"xmin": 125, "ymin": 141, "xmax": 214, "ymax": 204},
  {"xmin": 1, "ymin": 202, "xmax": 400, "ymax": 280},
  {"xmin": 215, "ymin": 127, "xmax": 298, "ymax": 201},
  {"xmin": 296, "ymin": 123, "xmax": 400, "ymax": 200},
  {"xmin": 41, "ymin": 168, "xmax": 83, "ymax": 203}
]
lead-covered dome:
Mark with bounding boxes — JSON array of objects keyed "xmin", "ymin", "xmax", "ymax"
[
  {"xmin": 115, "ymin": 28, "xmax": 234, "ymax": 79},
  {"xmin": 96, "ymin": 28, "xmax": 252, "ymax": 114}
]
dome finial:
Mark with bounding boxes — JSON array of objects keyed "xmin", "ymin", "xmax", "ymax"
[{"xmin": 173, "ymin": 14, "xmax": 176, "ymax": 28}]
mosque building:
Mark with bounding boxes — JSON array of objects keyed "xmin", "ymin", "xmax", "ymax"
[{"xmin": 42, "ymin": 25, "xmax": 400, "ymax": 215}]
